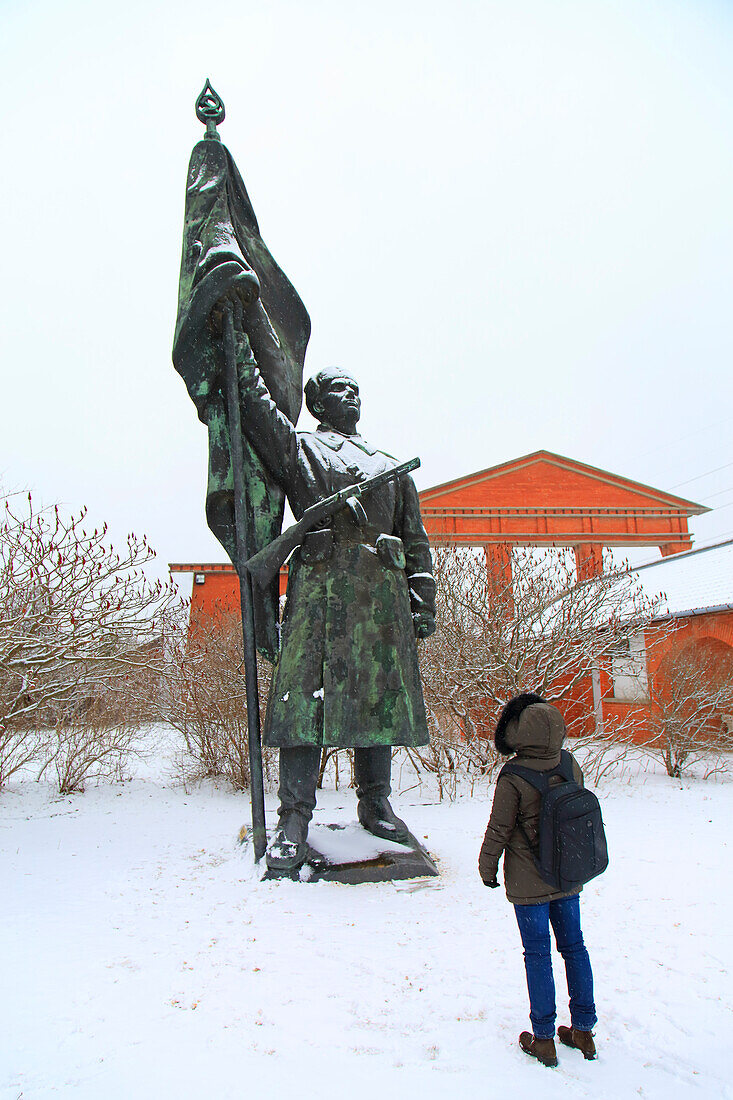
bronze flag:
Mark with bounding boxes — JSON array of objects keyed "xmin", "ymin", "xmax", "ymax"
[{"xmin": 173, "ymin": 111, "xmax": 310, "ymax": 660}]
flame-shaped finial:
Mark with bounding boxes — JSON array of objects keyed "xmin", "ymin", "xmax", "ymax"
[{"xmin": 195, "ymin": 79, "xmax": 225, "ymax": 140}]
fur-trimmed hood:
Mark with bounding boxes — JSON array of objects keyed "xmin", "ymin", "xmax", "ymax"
[{"xmin": 494, "ymin": 694, "xmax": 566, "ymax": 760}]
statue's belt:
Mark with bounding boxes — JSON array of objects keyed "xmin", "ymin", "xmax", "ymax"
[{"xmin": 298, "ymin": 529, "xmax": 406, "ymax": 570}]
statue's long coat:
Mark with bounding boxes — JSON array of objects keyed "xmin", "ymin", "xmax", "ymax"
[{"xmin": 241, "ymin": 369, "xmax": 435, "ymax": 749}]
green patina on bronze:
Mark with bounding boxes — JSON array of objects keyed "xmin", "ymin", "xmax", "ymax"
[
  {"xmin": 172, "ymin": 109, "xmax": 310, "ymax": 661},
  {"xmin": 265, "ymin": 543, "xmax": 427, "ymax": 748},
  {"xmin": 229, "ymin": 356, "xmax": 435, "ymax": 750}
]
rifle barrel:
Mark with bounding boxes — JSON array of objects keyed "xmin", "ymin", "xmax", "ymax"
[{"xmin": 245, "ymin": 456, "xmax": 420, "ymax": 589}]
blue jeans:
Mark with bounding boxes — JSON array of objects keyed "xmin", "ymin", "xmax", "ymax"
[{"xmin": 514, "ymin": 894, "xmax": 597, "ymax": 1040}]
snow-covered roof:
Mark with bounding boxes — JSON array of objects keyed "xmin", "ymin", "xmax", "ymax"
[{"xmin": 632, "ymin": 539, "xmax": 733, "ymax": 619}]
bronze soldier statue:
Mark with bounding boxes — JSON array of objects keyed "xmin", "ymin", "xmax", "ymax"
[
  {"xmin": 173, "ymin": 85, "xmax": 436, "ymax": 871},
  {"xmin": 228, "ymin": 300, "xmax": 436, "ymax": 871}
]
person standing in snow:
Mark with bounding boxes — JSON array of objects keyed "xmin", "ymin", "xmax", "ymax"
[{"xmin": 478, "ymin": 694, "xmax": 598, "ymax": 1067}]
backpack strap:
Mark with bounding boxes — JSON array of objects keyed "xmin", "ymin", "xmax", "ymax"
[
  {"xmin": 499, "ymin": 760, "xmax": 550, "ymax": 792},
  {"xmin": 498, "ymin": 753, "xmax": 575, "ymax": 869},
  {"xmin": 499, "ymin": 751, "xmax": 573, "ymax": 790},
  {"xmin": 558, "ymin": 749, "xmax": 575, "ymax": 782}
]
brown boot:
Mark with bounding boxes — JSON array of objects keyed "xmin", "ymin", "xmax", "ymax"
[
  {"xmin": 557, "ymin": 1025, "xmax": 596, "ymax": 1060},
  {"xmin": 519, "ymin": 1031, "xmax": 558, "ymax": 1067}
]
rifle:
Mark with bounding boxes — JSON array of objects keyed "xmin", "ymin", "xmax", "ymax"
[{"xmin": 245, "ymin": 456, "xmax": 420, "ymax": 589}]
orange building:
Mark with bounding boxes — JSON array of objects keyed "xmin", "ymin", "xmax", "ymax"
[
  {"xmin": 419, "ymin": 450, "xmax": 705, "ymax": 582},
  {"xmin": 598, "ymin": 540, "xmax": 733, "ymax": 743}
]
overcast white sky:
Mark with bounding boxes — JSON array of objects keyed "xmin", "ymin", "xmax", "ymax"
[{"xmin": 1, "ymin": 0, "xmax": 731, "ymax": 579}]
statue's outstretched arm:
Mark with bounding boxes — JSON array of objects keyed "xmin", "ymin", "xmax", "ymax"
[{"xmin": 230, "ymin": 302, "xmax": 299, "ymax": 489}]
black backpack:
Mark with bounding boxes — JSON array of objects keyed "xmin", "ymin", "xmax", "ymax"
[{"xmin": 499, "ymin": 749, "xmax": 609, "ymax": 892}]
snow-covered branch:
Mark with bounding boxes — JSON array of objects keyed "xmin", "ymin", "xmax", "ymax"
[{"xmin": 0, "ymin": 492, "xmax": 182, "ymax": 787}]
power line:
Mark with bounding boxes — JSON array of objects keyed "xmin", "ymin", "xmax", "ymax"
[
  {"xmin": 693, "ymin": 529, "xmax": 733, "ymax": 549},
  {"xmin": 701, "ymin": 485, "xmax": 733, "ymax": 502},
  {"xmin": 671, "ymin": 461, "xmax": 733, "ymax": 490},
  {"xmin": 625, "ymin": 413, "xmax": 730, "ymax": 462}
]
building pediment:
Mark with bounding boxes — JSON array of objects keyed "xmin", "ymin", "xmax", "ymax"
[
  {"xmin": 419, "ymin": 450, "xmax": 707, "ymax": 551},
  {"xmin": 420, "ymin": 450, "xmax": 706, "ymax": 514}
]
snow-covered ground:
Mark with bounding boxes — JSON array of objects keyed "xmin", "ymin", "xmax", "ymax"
[{"xmin": 2, "ymin": 737, "xmax": 731, "ymax": 1099}]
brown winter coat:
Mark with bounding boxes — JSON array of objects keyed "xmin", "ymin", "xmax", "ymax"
[{"xmin": 478, "ymin": 702, "xmax": 584, "ymax": 905}]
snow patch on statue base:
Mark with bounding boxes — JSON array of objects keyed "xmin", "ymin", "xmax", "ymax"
[{"xmin": 241, "ymin": 821, "xmax": 439, "ymax": 884}]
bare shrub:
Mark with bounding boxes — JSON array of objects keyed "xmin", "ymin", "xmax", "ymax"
[
  {"xmin": 0, "ymin": 721, "xmax": 46, "ymax": 791},
  {"xmin": 645, "ymin": 635, "xmax": 733, "ymax": 778},
  {"xmin": 404, "ymin": 709, "xmax": 502, "ymax": 801},
  {"xmin": 317, "ymin": 747, "xmax": 350, "ymax": 790},
  {"xmin": 0, "ymin": 492, "xmax": 179, "ymax": 789},
  {"xmin": 564, "ymin": 726, "xmax": 649, "ymax": 785},
  {"xmin": 415, "ymin": 546, "xmax": 661, "ymax": 793},
  {"xmin": 39, "ymin": 701, "xmax": 137, "ymax": 794},
  {"xmin": 158, "ymin": 605, "xmax": 277, "ymax": 790},
  {"xmin": 35, "ymin": 657, "xmax": 159, "ymax": 793}
]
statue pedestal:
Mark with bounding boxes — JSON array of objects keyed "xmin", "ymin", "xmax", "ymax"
[{"xmin": 260, "ymin": 822, "xmax": 439, "ymax": 884}]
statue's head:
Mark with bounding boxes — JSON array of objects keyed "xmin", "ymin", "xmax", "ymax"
[{"xmin": 304, "ymin": 369, "xmax": 361, "ymax": 435}]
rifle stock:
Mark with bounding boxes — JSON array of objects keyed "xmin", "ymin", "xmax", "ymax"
[{"xmin": 245, "ymin": 456, "xmax": 420, "ymax": 589}]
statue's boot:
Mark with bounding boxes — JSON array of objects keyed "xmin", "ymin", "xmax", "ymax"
[
  {"xmin": 266, "ymin": 809, "xmax": 309, "ymax": 871},
  {"xmin": 267, "ymin": 745, "xmax": 319, "ymax": 872},
  {"xmin": 355, "ymin": 746, "xmax": 410, "ymax": 844}
]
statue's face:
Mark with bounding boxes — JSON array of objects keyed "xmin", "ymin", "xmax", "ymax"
[{"xmin": 317, "ymin": 375, "xmax": 361, "ymax": 434}]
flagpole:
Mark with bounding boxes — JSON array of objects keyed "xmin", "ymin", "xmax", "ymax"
[
  {"xmin": 192, "ymin": 79, "xmax": 267, "ymax": 861},
  {"xmin": 222, "ymin": 302, "xmax": 267, "ymax": 862}
]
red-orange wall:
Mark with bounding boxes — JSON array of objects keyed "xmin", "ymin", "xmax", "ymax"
[
  {"xmin": 188, "ymin": 568, "xmax": 288, "ymax": 627},
  {"xmin": 565, "ymin": 610, "xmax": 733, "ymax": 745},
  {"xmin": 465, "ymin": 608, "xmax": 733, "ymax": 744},
  {"xmin": 191, "ymin": 571, "xmax": 240, "ymax": 619}
]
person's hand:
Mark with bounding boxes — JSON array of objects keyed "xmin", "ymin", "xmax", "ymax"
[
  {"xmin": 482, "ymin": 876, "xmax": 499, "ymax": 889},
  {"xmin": 413, "ymin": 612, "xmax": 436, "ymax": 639}
]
